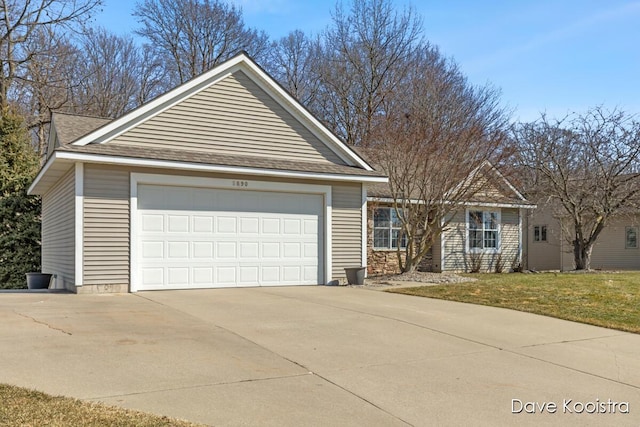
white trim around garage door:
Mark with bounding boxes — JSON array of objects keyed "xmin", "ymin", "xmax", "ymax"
[
  {"xmin": 130, "ymin": 173, "xmax": 332, "ymax": 292},
  {"xmin": 74, "ymin": 162, "xmax": 84, "ymax": 288}
]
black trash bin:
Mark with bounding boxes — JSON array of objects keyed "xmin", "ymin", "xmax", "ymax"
[
  {"xmin": 344, "ymin": 267, "xmax": 366, "ymax": 285},
  {"xmin": 26, "ymin": 273, "xmax": 53, "ymax": 290}
]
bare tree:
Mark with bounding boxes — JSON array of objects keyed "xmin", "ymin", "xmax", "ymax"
[
  {"xmin": 68, "ymin": 27, "xmax": 166, "ymax": 118},
  {"xmin": 514, "ymin": 107, "xmax": 640, "ymax": 270},
  {"xmin": 317, "ymin": 0, "xmax": 423, "ymax": 146},
  {"xmin": 133, "ymin": 0, "xmax": 270, "ymax": 85},
  {"xmin": 267, "ymin": 30, "xmax": 322, "ymax": 108},
  {"xmin": 0, "ymin": 0, "xmax": 102, "ymax": 108},
  {"xmin": 369, "ymin": 45, "xmax": 511, "ymax": 272},
  {"xmin": 19, "ymin": 27, "xmax": 80, "ymax": 156}
]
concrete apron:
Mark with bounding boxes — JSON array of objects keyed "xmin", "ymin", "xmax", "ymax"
[{"xmin": 0, "ymin": 286, "xmax": 638, "ymax": 426}]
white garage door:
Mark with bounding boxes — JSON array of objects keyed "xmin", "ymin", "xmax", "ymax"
[{"xmin": 135, "ymin": 184, "xmax": 323, "ymax": 290}]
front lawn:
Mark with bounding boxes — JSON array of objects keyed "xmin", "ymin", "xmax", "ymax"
[
  {"xmin": 0, "ymin": 384, "xmax": 204, "ymax": 426},
  {"xmin": 387, "ymin": 272, "xmax": 640, "ymax": 333}
]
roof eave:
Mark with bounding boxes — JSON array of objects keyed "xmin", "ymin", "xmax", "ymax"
[
  {"xmin": 367, "ymin": 196, "xmax": 536, "ymax": 209},
  {"xmin": 47, "ymin": 151, "xmax": 388, "ymax": 185}
]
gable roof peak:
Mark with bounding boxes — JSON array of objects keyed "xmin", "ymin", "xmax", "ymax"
[{"xmin": 66, "ymin": 52, "xmax": 372, "ymax": 171}]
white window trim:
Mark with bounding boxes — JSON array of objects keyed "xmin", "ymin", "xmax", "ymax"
[
  {"xmin": 465, "ymin": 208, "xmax": 501, "ymax": 253},
  {"xmin": 372, "ymin": 207, "xmax": 406, "ymax": 251},
  {"xmin": 129, "ymin": 173, "xmax": 332, "ymax": 292}
]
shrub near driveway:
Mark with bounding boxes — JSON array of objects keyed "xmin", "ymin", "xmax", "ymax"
[{"xmin": 388, "ymin": 272, "xmax": 640, "ymax": 333}]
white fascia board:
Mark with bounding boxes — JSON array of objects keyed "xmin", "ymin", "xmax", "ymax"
[
  {"xmin": 456, "ymin": 201, "xmax": 537, "ymax": 209},
  {"xmin": 53, "ymin": 151, "xmax": 388, "ymax": 183},
  {"xmin": 28, "ymin": 152, "xmax": 57, "ymax": 195},
  {"xmin": 366, "ymin": 196, "xmax": 535, "ymax": 209},
  {"xmin": 367, "ymin": 197, "xmax": 425, "ymax": 205}
]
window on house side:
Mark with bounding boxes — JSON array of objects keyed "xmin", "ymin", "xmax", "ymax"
[
  {"xmin": 534, "ymin": 225, "xmax": 547, "ymax": 242},
  {"xmin": 468, "ymin": 210, "xmax": 499, "ymax": 250},
  {"xmin": 626, "ymin": 227, "xmax": 638, "ymax": 249},
  {"xmin": 373, "ymin": 208, "xmax": 407, "ymax": 250}
]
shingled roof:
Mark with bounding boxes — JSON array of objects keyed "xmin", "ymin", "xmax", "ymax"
[
  {"xmin": 357, "ymin": 147, "xmax": 533, "ymax": 207},
  {"xmin": 56, "ymin": 142, "xmax": 386, "ymax": 178},
  {"xmin": 52, "ymin": 112, "xmax": 112, "ymax": 145}
]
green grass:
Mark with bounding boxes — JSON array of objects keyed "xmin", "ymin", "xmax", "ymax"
[
  {"xmin": 388, "ymin": 272, "xmax": 640, "ymax": 333},
  {"xmin": 0, "ymin": 384, "xmax": 205, "ymax": 427}
]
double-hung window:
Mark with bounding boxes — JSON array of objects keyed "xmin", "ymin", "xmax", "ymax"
[
  {"xmin": 626, "ymin": 227, "xmax": 638, "ymax": 249},
  {"xmin": 468, "ymin": 210, "xmax": 500, "ymax": 251},
  {"xmin": 534, "ymin": 225, "xmax": 547, "ymax": 242},
  {"xmin": 373, "ymin": 208, "xmax": 406, "ymax": 250}
]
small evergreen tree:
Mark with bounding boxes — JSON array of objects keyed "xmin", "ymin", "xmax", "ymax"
[{"xmin": 0, "ymin": 107, "xmax": 41, "ymax": 289}]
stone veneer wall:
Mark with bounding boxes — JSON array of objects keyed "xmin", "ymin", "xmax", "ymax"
[{"xmin": 366, "ymin": 205, "xmax": 433, "ymax": 275}]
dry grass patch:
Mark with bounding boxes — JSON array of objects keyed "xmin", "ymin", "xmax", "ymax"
[
  {"xmin": 0, "ymin": 384, "xmax": 205, "ymax": 426},
  {"xmin": 388, "ymin": 272, "xmax": 640, "ymax": 333}
]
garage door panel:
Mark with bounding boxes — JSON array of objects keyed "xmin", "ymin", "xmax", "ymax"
[
  {"xmin": 142, "ymin": 268, "xmax": 163, "ymax": 287},
  {"xmin": 240, "ymin": 217, "xmax": 259, "ymax": 234},
  {"xmin": 168, "ymin": 215, "xmax": 189, "ymax": 232},
  {"xmin": 283, "ymin": 242, "xmax": 301, "ymax": 258},
  {"xmin": 216, "ymin": 266, "xmax": 237, "ymax": 286},
  {"xmin": 142, "ymin": 241, "xmax": 164, "ymax": 258},
  {"xmin": 217, "ymin": 216, "xmax": 237, "ymax": 233},
  {"xmin": 193, "ymin": 267, "xmax": 213, "ymax": 284},
  {"xmin": 217, "ymin": 241, "xmax": 237, "ymax": 257},
  {"xmin": 193, "ymin": 242, "xmax": 214, "ymax": 258},
  {"xmin": 142, "ymin": 214, "xmax": 164, "ymax": 232},
  {"xmin": 136, "ymin": 184, "xmax": 323, "ymax": 290},
  {"xmin": 193, "ymin": 216, "xmax": 214, "ymax": 233},
  {"xmin": 304, "ymin": 242, "xmax": 318, "ymax": 257},
  {"xmin": 262, "ymin": 242, "xmax": 280, "ymax": 257},
  {"xmin": 262, "ymin": 218, "xmax": 280, "ymax": 233},
  {"xmin": 240, "ymin": 242, "xmax": 259, "ymax": 258},
  {"xmin": 168, "ymin": 267, "xmax": 189, "ymax": 285},
  {"xmin": 283, "ymin": 218, "xmax": 301, "ymax": 234}
]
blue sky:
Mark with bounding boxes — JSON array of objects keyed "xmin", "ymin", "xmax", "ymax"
[{"xmin": 93, "ymin": 0, "xmax": 640, "ymax": 122}]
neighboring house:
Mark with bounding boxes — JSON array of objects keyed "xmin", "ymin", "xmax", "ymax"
[
  {"xmin": 366, "ymin": 162, "xmax": 536, "ymax": 274},
  {"xmin": 524, "ymin": 199, "xmax": 640, "ymax": 271},
  {"xmin": 28, "ymin": 53, "xmax": 387, "ymax": 293}
]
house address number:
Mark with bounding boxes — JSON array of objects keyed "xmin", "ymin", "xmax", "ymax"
[{"xmin": 232, "ymin": 180, "xmax": 249, "ymax": 187}]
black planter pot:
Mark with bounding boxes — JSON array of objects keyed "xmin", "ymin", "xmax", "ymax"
[
  {"xmin": 344, "ymin": 267, "xmax": 366, "ymax": 285},
  {"xmin": 26, "ymin": 273, "xmax": 53, "ymax": 290}
]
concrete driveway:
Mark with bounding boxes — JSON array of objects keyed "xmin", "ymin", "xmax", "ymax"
[{"xmin": 1, "ymin": 286, "xmax": 638, "ymax": 426}]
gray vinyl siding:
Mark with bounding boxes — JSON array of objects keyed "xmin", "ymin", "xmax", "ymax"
[
  {"xmin": 83, "ymin": 165, "xmax": 130, "ymax": 286},
  {"xmin": 109, "ymin": 71, "xmax": 345, "ymax": 165},
  {"xmin": 442, "ymin": 211, "xmax": 466, "ymax": 271},
  {"xmin": 587, "ymin": 216, "xmax": 640, "ymax": 270},
  {"xmin": 523, "ymin": 200, "xmax": 576, "ymax": 271},
  {"xmin": 331, "ymin": 183, "xmax": 363, "ymax": 279},
  {"xmin": 41, "ymin": 168, "xmax": 75, "ymax": 288},
  {"xmin": 443, "ymin": 208, "xmax": 520, "ymax": 272},
  {"xmin": 500, "ymin": 209, "xmax": 520, "ymax": 269},
  {"xmin": 82, "ymin": 164, "xmax": 362, "ymax": 286}
]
